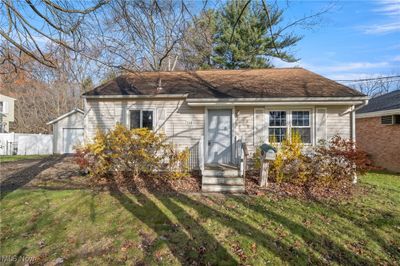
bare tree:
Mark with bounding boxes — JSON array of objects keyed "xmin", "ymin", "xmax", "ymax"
[
  {"xmin": 348, "ymin": 75, "xmax": 400, "ymax": 97},
  {"xmin": 0, "ymin": 0, "xmax": 108, "ymax": 71},
  {"xmin": 83, "ymin": 0, "xmax": 195, "ymax": 72}
]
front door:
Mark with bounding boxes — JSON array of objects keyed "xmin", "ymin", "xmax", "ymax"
[{"xmin": 207, "ymin": 109, "xmax": 232, "ymax": 164}]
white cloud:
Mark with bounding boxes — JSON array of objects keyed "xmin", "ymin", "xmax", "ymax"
[
  {"xmin": 327, "ymin": 73, "xmax": 381, "ymax": 81},
  {"xmin": 374, "ymin": 0, "xmax": 400, "ymax": 16},
  {"xmin": 363, "ymin": 21, "xmax": 400, "ymax": 34},
  {"xmin": 393, "ymin": 55, "xmax": 400, "ymax": 61},
  {"xmin": 311, "ymin": 61, "xmax": 390, "ymax": 72},
  {"xmin": 361, "ymin": 0, "xmax": 400, "ymax": 34}
]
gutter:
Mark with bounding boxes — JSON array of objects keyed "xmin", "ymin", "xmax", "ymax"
[
  {"xmin": 340, "ymin": 99, "xmax": 369, "ymax": 116},
  {"xmin": 356, "ymin": 108, "xmax": 400, "ymax": 118},
  {"xmin": 82, "ymin": 94, "xmax": 189, "ymax": 99},
  {"xmin": 186, "ymin": 96, "xmax": 369, "ymax": 103},
  {"xmin": 188, "ymin": 100, "xmax": 367, "ymax": 107}
]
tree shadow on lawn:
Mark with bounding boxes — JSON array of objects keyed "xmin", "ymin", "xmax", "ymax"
[
  {"xmin": 0, "ymin": 155, "xmax": 67, "ymax": 200},
  {"xmin": 108, "ymin": 179, "xmax": 237, "ymax": 265},
  {"xmin": 108, "ymin": 176, "xmax": 342, "ymax": 265},
  {"xmin": 321, "ymin": 201, "xmax": 400, "ymax": 263},
  {"xmin": 229, "ymin": 195, "xmax": 377, "ymax": 265}
]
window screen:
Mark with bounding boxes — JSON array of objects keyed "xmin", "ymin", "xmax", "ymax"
[
  {"xmin": 130, "ymin": 110, "xmax": 153, "ymax": 130},
  {"xmin": 130, "ymin": 110, "xmax": 141, "ymax": 129},
  {"xmin": 142, "ymin": 111, "xmax": 153, "ymax": 130}
]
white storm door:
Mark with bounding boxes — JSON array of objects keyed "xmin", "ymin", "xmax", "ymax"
[{"xmin": 207, "ymin": 109, "xmax": 232, "ymax": 164}]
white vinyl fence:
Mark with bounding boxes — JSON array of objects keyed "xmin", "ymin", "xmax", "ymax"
[{"xmin": 0, "ymin": 133, "xmax": 53, "ymax": 155}]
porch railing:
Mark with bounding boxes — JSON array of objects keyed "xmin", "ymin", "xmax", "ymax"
[{"xmin": 236, "ymin": 138, "xmax": 249, "ymax": 178}]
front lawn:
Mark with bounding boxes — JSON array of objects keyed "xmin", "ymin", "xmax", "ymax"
[
  {"xmin": 0, "ymin": 155, "xmax": 50, "ymax": 163},
  {"xmin": 1, "ymin": 172, "xmax": 399, "ymax": 265}
]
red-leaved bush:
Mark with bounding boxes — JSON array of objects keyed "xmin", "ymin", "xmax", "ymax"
[{"xmin": 253, "ymin": 135, "xmax": 372, "ymax": 191}]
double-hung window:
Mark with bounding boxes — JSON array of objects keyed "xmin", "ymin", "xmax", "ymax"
[
  {"xmin": 268, "ymin": 110, "xmax": 311, "ymax": 144},
  {"xmin": 291, "ymin": 111, "xmax": 311, "ymax": 143},
  {"xmin": 129, "ymin": 110, "xmax": 154, "ymax": 130},
  {"xmin": 269, "ymin": 111, "xmax": 287, "ymax": 143}
]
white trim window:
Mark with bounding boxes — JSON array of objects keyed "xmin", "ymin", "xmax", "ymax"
[
  {"xmin": 268, "ymin": 110, "xmax": 312, "ymax": 144},
  {"xmin": 291, "ymin": 111, "xmax": 311, "ymax": 143},
  {"xmin": 268, "ymin": 111, "xmax": 287, "ymax": 143},
  {"xmin": 129, "ymin": 109, "xmax": 154, "ymax": 130}
]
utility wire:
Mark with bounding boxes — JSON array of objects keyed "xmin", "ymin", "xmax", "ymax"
[{"xmin": 335, "ymin": 75, "xmax": 400, "ymax": 82}]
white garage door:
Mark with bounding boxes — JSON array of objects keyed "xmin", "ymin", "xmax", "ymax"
[{"xmin": 63, "ymin": 128, "xmax": 84, "ymax": 154}]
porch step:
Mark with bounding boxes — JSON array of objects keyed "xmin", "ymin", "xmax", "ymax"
[
  {"xmin": 203, "ymin": 169, "xmax": 240, "ymax": 178},
  {"xmin": 202, "ymin": 184, "xmax": 245, "ymax": 193},
  {"xmin": 202, "ymin": 177, "xmax": 244, "ymax": 185}
]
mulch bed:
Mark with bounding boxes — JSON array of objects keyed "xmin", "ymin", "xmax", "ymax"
[
  {"xmin": 245, "ymin": 171, "xmax": 361, "ymax": 200},
  {"xmin": 93, "ymin": 172, "xmax": 202, "ymax": 194}
]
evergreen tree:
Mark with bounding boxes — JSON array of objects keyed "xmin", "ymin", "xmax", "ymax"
[{"xmin": 212, "ymin": 0, "xmax": 300, "ymax": 69}]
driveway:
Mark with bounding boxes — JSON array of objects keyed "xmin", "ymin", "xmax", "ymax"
[{"xmin": 1, "ymin": 155, "xmax": 88, "ymax": 199}]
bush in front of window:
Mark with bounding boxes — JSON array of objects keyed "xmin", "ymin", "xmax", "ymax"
[
  {"xmin": 251, "ymin": 134, "xmax": 371, "ymax": 189},
  {"xmin": 271, "ymin": 131, "xmax": 310, "ymax": 185},
  {"xmin": 75, "ymin": 123, "xmax": 190, "ymax": 182}
]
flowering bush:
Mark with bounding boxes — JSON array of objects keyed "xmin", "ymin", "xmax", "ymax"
[{"xmin": 75, "ymin": 124, "xmax": 190, "ymax": 181}]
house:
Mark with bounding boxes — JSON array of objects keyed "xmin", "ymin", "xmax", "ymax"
[
  {"xmin": 356, "ymin": 90, "xmax": 400, "ymax": 173},
  {"xmin": 0, "ymin": 93, "xmax": 16, "ymax": 133},
  {"xmin": 47, "ymin": 108, "xmax": 84, "ymax": 154},
  {"xmin": 82, "ymin": 68, "xmax": 368, "ymax": 191}
]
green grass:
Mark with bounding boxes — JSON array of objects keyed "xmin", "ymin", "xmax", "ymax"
[
  {"xmin": 0, "ymin": 155, "xmax": 50, "ymax": 163},
  {"xmin": 1, "ymin": 172, "xmax": 399, "ymax": 265}
]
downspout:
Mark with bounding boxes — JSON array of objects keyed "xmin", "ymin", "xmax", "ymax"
[{"xmin": 350, "ymin": 99, "xmax": 368, "ymax": 184}]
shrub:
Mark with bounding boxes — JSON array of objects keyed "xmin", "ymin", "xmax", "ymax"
[
  {"xmin": 75, "ymin": 124, "xmax": 190, "ymax": 181},
  {"xmin": 271, "ymin": 131, "xmax": 310, "ymax": 184},
  {"xmin": 250, "ymin": 134, "xmax": 371, "ymax": 190},
  {"xmin": 309, "ymin": 135, "xmax": 372, "ymax": 188}
]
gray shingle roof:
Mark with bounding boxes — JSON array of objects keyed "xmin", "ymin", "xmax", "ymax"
[{"xmin": 357, "ymin": 90, "xmax": 400, "ymax": 114}]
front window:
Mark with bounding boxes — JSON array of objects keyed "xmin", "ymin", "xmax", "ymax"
[
  {"xmin": 268, "ymin": 110, "xmax": 311, "ymax": 144},
  {"xmin": 269, "ymin": 111, "xmax": 287, "ymax": 143},
  {"xmin": 129, "ymin": 110, "xmax": 153, "ymax": 130},
  {"xmin": 291, "ymin": 111, "xmax": 311, "ymax": 143}
]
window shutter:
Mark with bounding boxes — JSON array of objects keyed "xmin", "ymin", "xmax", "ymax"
[
  {"xmin": 316, "ymin": 108, "xmax": 327, "ymax": 144},
  {"xmin": 254, "ymin": 108, "xmax": 266, "ymax": 145},
  {"xmin": 157, "ymin": 108, "xmax": 165, "ymax": 128}
]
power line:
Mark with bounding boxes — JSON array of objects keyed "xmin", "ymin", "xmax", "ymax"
[{"xmin": 335, "ymin": 75, "xmax": 400, "ymax": 82}]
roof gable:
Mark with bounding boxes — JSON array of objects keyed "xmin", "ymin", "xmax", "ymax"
[{"xmin": 47, "ymin": 108, "xmax": 84, "ymax": 125}]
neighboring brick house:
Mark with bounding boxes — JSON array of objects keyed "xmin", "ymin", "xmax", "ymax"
[{"xmin": 356, "ymin": 90, "xmax": 400, "ymax": 173}]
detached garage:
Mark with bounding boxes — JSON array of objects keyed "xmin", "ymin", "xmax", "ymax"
[{"xmin": 47, "ymin": 108, "xmax": 84, "ymax": 154}]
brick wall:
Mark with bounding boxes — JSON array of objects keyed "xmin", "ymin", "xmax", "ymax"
[{"xmin": 356, "ymin": 116, "xmax": 400, "ymax": 173}]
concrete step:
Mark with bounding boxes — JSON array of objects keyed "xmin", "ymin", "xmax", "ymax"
[
  {"xmin": 202, "ymin": 184, "xmax": 245, "ymax": 193},
  {"xmin": 203, "ymin": 169, "xmax": 240, "ymax": 177},
  {"xmin": 202, "ymin": 177, "xmax": 244, "ymax": 185}
]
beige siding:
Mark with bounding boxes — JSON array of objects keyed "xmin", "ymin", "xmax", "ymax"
[
  {"xmin": 85, "ymin": 98, "xmax": 204, "ymax": 150},
  {"xmin": 235, "ymin": 106, "xmax": 256, "ymax": 153},
  {"xmin": 323, "ymin": 106, "xmax": 351, "ymax": 139},
  {"xmin": 85, "ymin": 99, "xmax": 353, "ymax": 161}
]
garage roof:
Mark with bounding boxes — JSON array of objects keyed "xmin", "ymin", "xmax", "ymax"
[{"xmin": 47, "ymin": 108, "xmax": 84, "ymax": 125}]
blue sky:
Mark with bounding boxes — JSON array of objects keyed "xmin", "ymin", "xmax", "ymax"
[{"xmin": 272, "ymin": 0, "xmax": 400, "ymax": 82}]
